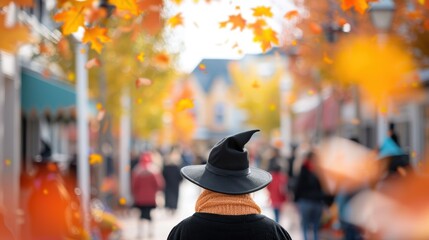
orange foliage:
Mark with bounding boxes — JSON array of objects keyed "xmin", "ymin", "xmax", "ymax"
[
  {"xmin": 284, "ymin": 10, "xmax": 299, "ymax": 20},
  {"xmin": 252, "ymin": 6, "xmax": 273, "ymax": 18},
  {"xmin": 82, "ymin": 27, "xmax": 111, "ymax": 53},
  {"xmin": 340, "ymin": 0, "xmax": 370, "ymax": 14},
  {"xmin": 0, "ymin": 15, "xmax": 31, "ymax": 53},
  {"xmin": 219, "ymin": 14, "xmax": 247, "ymax": 31},
  {"xmin": 253, "ymin": 27, "xmax": 279, "ymax": 52},
  {"xmin": 332, "ymin": 36, "xmax": 416, "ymax": 108},
  {"xmin": 53, "ymin": 7, "xmax": 85, "ymax": 35},
  {"xmin": 168, "ymin": 13, "xmax": 184, "ymax": 28}
]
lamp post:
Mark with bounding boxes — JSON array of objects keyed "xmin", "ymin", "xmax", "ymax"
[
  {"xmin": 73, "ymin": 30, "xmax": 91, "ymax": 233},
  {"xmin": 369, "ymin": 0, "xmax": 395, "ymax": 146}
]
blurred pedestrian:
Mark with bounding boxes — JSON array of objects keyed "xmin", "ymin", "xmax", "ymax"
[
  {"xmin": 294, "ymin": 151, "xmax": 325, "ymax": 240},
  {"xmin": 266, "ymin": 163, "xmax": 288, "ymax": 223},
  {"xmin": 162, "ymin": 146, "xmax": 183, "ymax": 215},
  {"xmin": 131, "ymin": 152, "xmax": 164, "ymax": 239},
  {"xmin": 167, "ymin": 130, "xmax": 292, "ymax": 240},
  {"xmin": 27, "ymin": 141, "xmax": 87, "ymax": 240}
]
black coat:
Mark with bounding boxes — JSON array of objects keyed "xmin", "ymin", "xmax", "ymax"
[
  {"xmin": 167, "ymin": 213, "xmax": 292, "ymax": 240},
  {"xmin": 162, "ymin": 165, "xmax": 183, "ymax": 209},
  {"xmin": 293, "ymin": 164, "xmax": 324, "ymax": 203}
]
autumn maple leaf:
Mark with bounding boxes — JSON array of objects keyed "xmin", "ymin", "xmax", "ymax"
[
  {"xmin": 168, "ymin": 13, "xmax": 183, "ymax": 28},
  {"xmin": 284, "ymin": 10, "xmax": 299, "ymax": 20},
  {"xmin": 252, "ymin": 6, "xmax": 273, "ymax": 18},
  {"xmin": 220, "ymin": 14, "xmax": 246, "ymax": 31},
  {"xmin": 253, "ymin": 27, "xmax": 279, "ymax": 52},
  {"xmin": 0, "ymin": 15, "xmax": 31, "ymax": 53},
  {"xmin": 341, "ymin": 0, "xmax": 369, "ymax": 14},
  {"xmin": 153, "ymin": 52, "xmax": 170, "ymax": 67},
  {"xmin": 176, "ymin": 98, "xmax": 194, "ymax": 111},
  {"xmin": 54, "ymin": 7, "xmax": 85, "ymax": 35},
  {"xmin": 248, "ymin": 19, "xmax": 267, "ymax": 34},
  {"xmin": 82, "ymin": 27, "xmax": 111, "ymax": 53},
  {"xmin": 109, "ymin": 0, "xmax": 140, "ymax": 16}
]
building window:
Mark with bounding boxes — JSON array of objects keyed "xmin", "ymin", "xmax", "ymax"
[{"xmin": 214, "ymin": 103, "xmax": 224, "ymax": 125}]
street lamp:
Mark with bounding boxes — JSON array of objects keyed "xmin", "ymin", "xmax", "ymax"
[
  {"xmin": 369, "ymin": 0, "xmax": 395, "ymax": 146},
  {"xmin": 369, "ymin": 0, "xmax": 395, "ymax": 32}
]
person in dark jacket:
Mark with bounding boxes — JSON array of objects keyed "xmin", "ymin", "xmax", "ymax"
[
  {"xmin": 294, "ymin": 151, "xmax": 325, "ymax": 240},
  {"xmin": 162, "ymin": 146, "xmax": 183, "ymax": 214},
  {"xmin": 167, "ymin": 130, "xmax": 292, "ymax": 240}
]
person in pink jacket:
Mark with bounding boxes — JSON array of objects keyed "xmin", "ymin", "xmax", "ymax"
[
  {"xmin": 267, "ymin": 163, "xmax": 288, "ymax": 223},
  {"xmin": 131, "ymin": 152, "xmax": 164, "ymax": 239}
]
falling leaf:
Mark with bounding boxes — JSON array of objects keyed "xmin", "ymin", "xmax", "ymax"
[
  {"xmin": 67, "ymin": 72, "xmax": 75, "ymax": 82},
  {"xmin": 84, "ymin": 7, "xmax": 107, "ymax": 23},
  {"xmin": 141, "ymin": 11, "xmax": 163, "ymax": 35},
  {"xmin": 219, "ymin": 21, "xmax": 228, "ymax": 28},
  {"xmin": 85, "ymin": 58, "xmax": 101, "ymax": 69},
  {"xmin": 309, "ymin": 22, "xmax": 322, "ymax": 34},
  {"xmin": 135, "ymin": 78, "xmax": 152, "ymax": 88},
  {"xmin": 198, "ymin": 64, "xmax": 206, "ymax": 71},
  {"xmin": 53, "ymin": 7, "xmax": 85, "ymax": 35},
  {"xmin": 0, "ymin": 15, "xmax": 31, "ymax": 53},
  {"xmin": 284, "ymin": 10, "xmax": 299, "ymax": 20},
  {"xmin": 153, "ymin": 52, "xmax": 170, "ymax": 67},
  {"xmin": 176, "ymin": 98, "xmax": 194, "ymax": 111},
  {"xmin": 82, "ymin": 27, "xmax": 111, "ymax": 53},
  {"xmin": 168, "ymin": 13, "xmax": 183, "ymax": 28},
  {"xmin": 235, "ymin": 6, "xmax": 240, "ymax": 10},
  {"xmin": 253, "ymin": 27, "xmax": 279, "ymax": 52},
  {"xmin": 341, "ymin": 0, "xmax": 369, "ymax": 14},
  {"xmin": 220, "ymin": 14, "xmax": 246, "ymax": 31},
  {"xmin": 57, "ymin": 37, "xmax": 72, "ymax": 59},
  {"xmin": 109, "ymin": 0, "xmax": 140, "ymax": 15},
  {"xmin": 252, "ymin": 6, "xmax": 273, "ymax": 18},
  {"xmin": 323, "ymin": 53, "xmax": 333, "ymax": 64},
  {"xmin": 248, "ymin": 19, "xmax": 267, "ymax": 34},
  {"xmin": 119, "ymin": 197, "xmax": 127, "ymax": 205},
  {"xmin": 96, "ymin": 103, "xmax": 103, "ymax": 110},
  {"xmin": 136, "ymin": 52, "xmax": 145, "ymax": 62},
  {"xmin": 89, "ymin": 153, "xmax": 103, "ymax": 165}
]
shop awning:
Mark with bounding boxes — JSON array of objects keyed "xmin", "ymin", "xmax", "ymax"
[{"xmin": 21, "ymin": 68, "xmax": 76, "ymax": 114}]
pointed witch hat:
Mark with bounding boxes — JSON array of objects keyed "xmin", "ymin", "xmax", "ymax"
[{"xmin": 181, "ymin": 129, "xmax": 272, "ymax": 195}]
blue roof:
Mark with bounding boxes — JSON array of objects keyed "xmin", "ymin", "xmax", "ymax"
[{"xmin": 191, "ymin": 59, "xmax": 232, "ymax": 93}]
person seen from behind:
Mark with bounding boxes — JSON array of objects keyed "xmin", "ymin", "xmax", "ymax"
[
  {"xmin": 167, "ymin": 130, "xmax": 292, "ymax": 240},
  {"xmin": 267, "ymin": 162, "xmax": 288, "ymax": 223},
  {"xmin": 131, "ymin": 152, "xmax": 164, "ymax": 239},
  {"xmin": 294, "ymin": 151, "xmax": 325, "ymax": 240}
]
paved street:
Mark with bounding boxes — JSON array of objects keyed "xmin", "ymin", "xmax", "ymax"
[{"xmin": 116, "ymin": 181, "xmax": 306, "ymax": 240}]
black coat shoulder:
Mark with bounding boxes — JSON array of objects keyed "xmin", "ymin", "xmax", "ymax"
[{"xmin": 167, "ymin": 213, "xmax": 292, "ymax": 240}]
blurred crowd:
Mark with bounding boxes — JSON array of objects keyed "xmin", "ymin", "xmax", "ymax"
[{"xmin": 4, "ymin": 121, "xmax": 423, "ymax": 240}]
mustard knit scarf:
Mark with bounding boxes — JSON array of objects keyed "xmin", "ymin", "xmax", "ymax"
[{"xmin": 195, "ymin": 189, "xmax": 261, "ymax": 215}]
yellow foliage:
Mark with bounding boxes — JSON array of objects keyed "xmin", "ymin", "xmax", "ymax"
[
  {"xmin": 53, "ymin": 7, "xmax": 85, "ymax": 35},
  {"xmin": 333, "ymin": 36, "xmax": 415, "ymax": 109},
  {"xmin": 230, "ymin": 60, "xmax": 282, "ymax": 134}
]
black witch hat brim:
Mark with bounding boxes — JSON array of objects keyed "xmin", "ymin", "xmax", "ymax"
[{"xmin": 181, "ymin": 165, "xmax": 272, "ymax": 195}]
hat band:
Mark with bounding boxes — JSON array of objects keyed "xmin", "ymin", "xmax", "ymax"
[{"xmin": 205, "ymin": 163, "xmax": 250, "ymax": 177}]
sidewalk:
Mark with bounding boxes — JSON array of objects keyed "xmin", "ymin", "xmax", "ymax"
[{"xmin": 116, "ymin": 181, "xmax": 314, "ymax": 240}]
